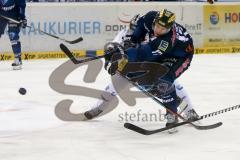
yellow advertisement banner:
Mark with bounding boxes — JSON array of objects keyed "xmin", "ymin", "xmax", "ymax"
[
  {"xmin": 1, "ymin": 47, "xmax": 239, "ymax": 62},
  {"xmin": 195, "ymin": 46, "xmax": 240, "ymax": 54},
  {"xmin": 204, "ymin": 5, "xmax": 240, "ymax": 47},
  {"xmin": 0, "ymin": 51, "xmax": 87, "ymax": 61}
]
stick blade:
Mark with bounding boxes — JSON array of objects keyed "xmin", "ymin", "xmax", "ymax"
[
  {"xmin": 68, "ymin": 37, "xmax": 83, "ymax": 44},
  {"xmin": 124, "ymin": 123, "xmax": 150, "ymax": 135},
  {"xmin": 195, "ymin": 122, "xmax": 223, "ymax": 130}
]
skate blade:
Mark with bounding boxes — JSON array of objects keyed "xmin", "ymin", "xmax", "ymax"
[{"xmin": 12, "ymin": 65, "xmax": 22, "ymax": 70}]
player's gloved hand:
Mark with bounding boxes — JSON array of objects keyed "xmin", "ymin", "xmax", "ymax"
[
  {"xmin": 19, "ymin": 18, "xmax": 27, "ymax": 28},
  {"xmin": 106, "ymin": 53, "xmax": 128, "ymax": 76},
  {"xmin": 121, "ymin": 33, "xmax": 135, "ymax": 49},
  {"xmin": 129, "ymin": 14, "xmax": 140, "ymax": 31},
  {"xmin": 103, "ymin": 42, "xmax": 119, "ymax": 62},
  {"xmin": 123, "ymin": 39, "xmax": 136, "ymax": 49},
  {"xmin": 103, "ymin": 43, "xmax": 128, "ymax": 75},
  {"xmin": 103, "ymin": 42, "xmax": 123, "ymax": 70}
]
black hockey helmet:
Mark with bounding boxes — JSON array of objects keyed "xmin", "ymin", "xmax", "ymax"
[{"xmin": 154, "ymin": 9, "xmax": 175, "ymax": 29}]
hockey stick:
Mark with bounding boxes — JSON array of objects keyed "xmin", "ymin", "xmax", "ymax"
[
  {"xmin": 60, "ymin": 43, "xmax": 222, "ymax": 130},
  {"xmin": 60, "ymin": 43, "xmax": 121, "ymax": 64},
  {"xmin": 120, "ymin": 73, "xmax": 223, "ymax": 130},
  {"xmin": 125, "ymin": 104, "xmax": 240, "ymax": 135},
  {"xmin": 60, "ymin": 43, "xmax": 105, "ymax": 64},
  {"xmin": 0, "ymin": 15, "xmax": 83, "ymax": 44}
]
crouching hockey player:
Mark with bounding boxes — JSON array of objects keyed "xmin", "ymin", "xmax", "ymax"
[
  {"xmin": 85, "ymin": 9, "xmax": 199, "ymax": 133},
  {"xmin": 0, "ymin": 0, "xmax": 27, "ymax": 70}
]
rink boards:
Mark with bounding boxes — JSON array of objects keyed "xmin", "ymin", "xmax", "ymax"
[{"xmin": 1, "ymin": 2, "xmax": 240, "ymax": 60}]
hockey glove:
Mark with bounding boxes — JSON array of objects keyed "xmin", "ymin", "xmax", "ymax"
[
  {"xmin": 129, "ymin": 14, "xmax": 140, "ymax": 31},
  {"xmin": 103, "ymin": 42, "xmax": 120, "ymax": 62},
  {"xmin": 122, "ymin": 35, "xmax": 137, "ymax": 49},
  {"xmin": 103, "ymin": 43, "xmax": 128, "ymax": 75},
  {"xmin": 106, "ymin": 54, "xmax": 128, "ymax": 75},
  {"xmin": 19, "ymin": 18, "xmax": 27, "ymax": 28},
  {"xmin": 103, "ymin": 42, "xmax": 124, "ymax": 69}
]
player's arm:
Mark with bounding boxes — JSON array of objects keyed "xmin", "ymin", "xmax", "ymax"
[
  {"xmin": 16, "ymin": 0, "xmax": 26, "ymax": 18},
  {"xmin": 169, "ymin": 48, "xmax": 193, "ymax": 79},
  {"xmin": 149, "ymin": 35, "xmax": 194, "ymax": 80},
  {"xmin": 127, "ymin": 13, "xmax": 150, "ymax": 44},
  {"xmin": 165, "ymin": 38, "xmax": 194, "ymax": 80},
  {"xmin": 130, "ymin": 18, "xmax": 147, "ymax": 43},
  {"xmin": 122, "ymin": 11, "xmax": 158, "ymax": 49},
  {"xmin": 15, "ymin": 0, "xmax": 27, "ymax": 28}
]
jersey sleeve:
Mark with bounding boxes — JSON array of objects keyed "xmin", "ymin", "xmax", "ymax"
[
  {"xmin": 130, "ymin": 16, "xmax": 147, "ymax": 43},
  {"xmin": 16, "ymin": 0, "xmax": 26, "ymax": 19},
  {"xmin": 130, "ymin": 11, "xmax": 157, "ymax": 44}
]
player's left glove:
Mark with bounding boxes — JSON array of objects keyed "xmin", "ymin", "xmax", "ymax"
[
  {"xmin": 19, "ymin": 18, "xmax": 27, "ymax": 28},
  {"xmin": 103, "ymin": 42, "xmax": 128, "ymax": 75}
]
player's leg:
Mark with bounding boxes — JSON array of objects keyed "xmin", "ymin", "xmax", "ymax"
[
  {"xmin": 84, "ymin": 41, "xmax": 133, "ymax": 119},
  {"xmin": 174, "ymin": 80, "xmax": 199, "ymax": 120},
  {"xmin": 157, "ymin": 43, "xmax": 199, "ymax": 123},
  {"xmin": 158, "ymin": 78, "xmax": 181, "ymax": 131},
  {"xmin": 84, "ymin": 74, "xmax": 130, "ymax": 119},
  {"xmin": 123, "ymin": 45, "xmax": 180, "ymax": 132},
  {"xmin": 8, "ymin": 21, "xmax": 22, "ymax": 70},
  {"xmin": 84, "ymin": 82, "xmax": 118, "ymax": 119}
]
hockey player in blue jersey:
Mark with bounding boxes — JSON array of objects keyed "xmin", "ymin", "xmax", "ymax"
[
  {"xmin": 0, "ymin": 0, "xmax": 27, "ymax": 70},
  {"xmin": 85, "ymin": 9, "xmax": 199, "ymax": 133}
]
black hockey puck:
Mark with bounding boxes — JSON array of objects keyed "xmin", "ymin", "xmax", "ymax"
[{"xmin": 19, "ymin": 88, "xmax": 27, "ymax": 95}]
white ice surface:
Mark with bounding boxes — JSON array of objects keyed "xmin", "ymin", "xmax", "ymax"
[{"xmin": 0, "ymin": 54, "xmax": 240, "ymax": 160}]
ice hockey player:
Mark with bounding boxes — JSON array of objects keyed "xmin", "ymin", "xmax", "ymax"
[
  {"xmin": 0, "ymin": 0, "xmax": 27, "ymax": 70},
  {"xmin": 85, "ymin": 9, "xmax": 199, "ymax": 133}
]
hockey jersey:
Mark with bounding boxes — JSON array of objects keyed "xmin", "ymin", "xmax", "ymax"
[{"xmin": 0, "ymin": 0, "xmax": 26, "ymax": 18}]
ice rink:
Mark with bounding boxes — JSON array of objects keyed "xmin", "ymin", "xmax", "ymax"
[{"xmin": 0, "ymin": 54, "xmax": 240, "ymax": 160}]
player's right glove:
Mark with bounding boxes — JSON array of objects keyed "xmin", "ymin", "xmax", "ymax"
[
  {"xmin": 129, "ymin": 14, "xmax": 140, "ymax": 31},
  {"xmin": 19, "ymin": 18, "xmax": 27, "ymax": 28},
  {"xmin": 122, "ymin": 34, "xmax": 137, "ymax": 49}
]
